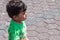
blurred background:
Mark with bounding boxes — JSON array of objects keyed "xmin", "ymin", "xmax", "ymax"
[{"xmin": 0, "ymin": 0, "xmax": 60, "ymax": 40}]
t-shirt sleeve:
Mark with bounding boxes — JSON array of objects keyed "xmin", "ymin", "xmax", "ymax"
[{"xmin": 8, "ymin": 26, "xmax": 20, "ymax": 40}]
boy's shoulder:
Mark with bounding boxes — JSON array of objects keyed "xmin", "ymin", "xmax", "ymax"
[
  {"xmin": 9, "ymin": 19, "xmax": 26, "ymax": 27},
  {"xmin": 8, "ymin": 19, "xmax": 26, "ymax": 32},
  {"xmin": 10, "ymin": 19, "xmax": 24, "ymax": 25}
]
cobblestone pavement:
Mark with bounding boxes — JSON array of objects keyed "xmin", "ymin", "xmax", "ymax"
[{"xmin": 0, "ymin": 0, "xmax": 60, "ymax": 40}]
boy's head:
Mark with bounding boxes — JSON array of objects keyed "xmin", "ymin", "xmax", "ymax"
[{"xmin": 6, "ymin": 0, "xmax": 27, "ymax": 22}]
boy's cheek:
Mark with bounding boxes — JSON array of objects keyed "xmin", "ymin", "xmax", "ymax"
[
  {"xmin": 18, "ymin": 15, "xmax": 27, "ymax": 21},
  {"xmin": 24, "ymin": 15, "xmax": 27, "ymax": 19},
  {"xmin": 24, "ymin": 16, "xmax": 27, "ymax": 19}
]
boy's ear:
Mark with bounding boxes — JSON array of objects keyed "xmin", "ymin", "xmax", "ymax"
[{"xmin": 13, "ymin": 15, "xmax": 18, "ymax": 20}]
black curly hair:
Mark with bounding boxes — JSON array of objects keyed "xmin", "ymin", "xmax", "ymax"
[{"xmin": 6, "ymin": 0, "xmax": 27, "ymax": 18}]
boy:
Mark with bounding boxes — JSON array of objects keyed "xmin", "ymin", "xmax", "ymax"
[{"xmin": 6, "ymin": 0, "xmax": 28, "ymax": 40}]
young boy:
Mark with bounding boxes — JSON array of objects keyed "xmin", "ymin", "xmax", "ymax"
[{"xmin": 6, "ymin": 0, "xmax": 28, "ymax": 40}]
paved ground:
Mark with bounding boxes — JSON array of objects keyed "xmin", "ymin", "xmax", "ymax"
[{"xmin": 0, "ymin": 0, "xmax": 60, "ymax": 40}]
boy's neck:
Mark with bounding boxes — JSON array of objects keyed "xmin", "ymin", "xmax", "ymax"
[
  {"xmin": 16, "ymin": 20, "xmax": 22, "ymax": 23},
  {"xmin": 13, "ymin": 19, "xmax": 22, "ymax": 23}
]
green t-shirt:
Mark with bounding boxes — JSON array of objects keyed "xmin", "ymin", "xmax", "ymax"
[{"xmin": 8, "ymin": 19, "xmax": 27, "ymax": 40}]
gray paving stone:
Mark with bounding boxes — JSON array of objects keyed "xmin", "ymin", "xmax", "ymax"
[
  {"xmin": 49, "ymin": 35, "xmax": 60, "ymax": 40},
  {"xmin": 48, "ymin": 29, "xmax": 60, "ymax": 35},
  {"xmin": 28, "ymin": 37, "xmax": 39, "ymax": 40},
  {"xmin": 27, "ymin": 26, "xmax": 37, "ymax": 30},
  {"xmin": 44, "ymin": 19, "xmax": 56, "ymax": 24},
  {"xmin": 36, "ymin": 26, "xmax": 48, "ymax": 33},
  {"xmin": 27, "ymin": 30, "xmax": 38, "ymax": 37},
  {"xmin": 46, "ymin": 24, "xmax": 58, "ymax": 29},
  {"xmin": 37, "ymin": 32, "xmax": 49, "ymax": 40},
  {"xmin": 0, "ymin": 0, "xmax": 60, "ymax": 40}
]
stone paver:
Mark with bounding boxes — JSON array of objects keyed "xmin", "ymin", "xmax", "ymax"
[{"xmin": 0, "ymin": 0, "xmax": 60, "ymax": 40}]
